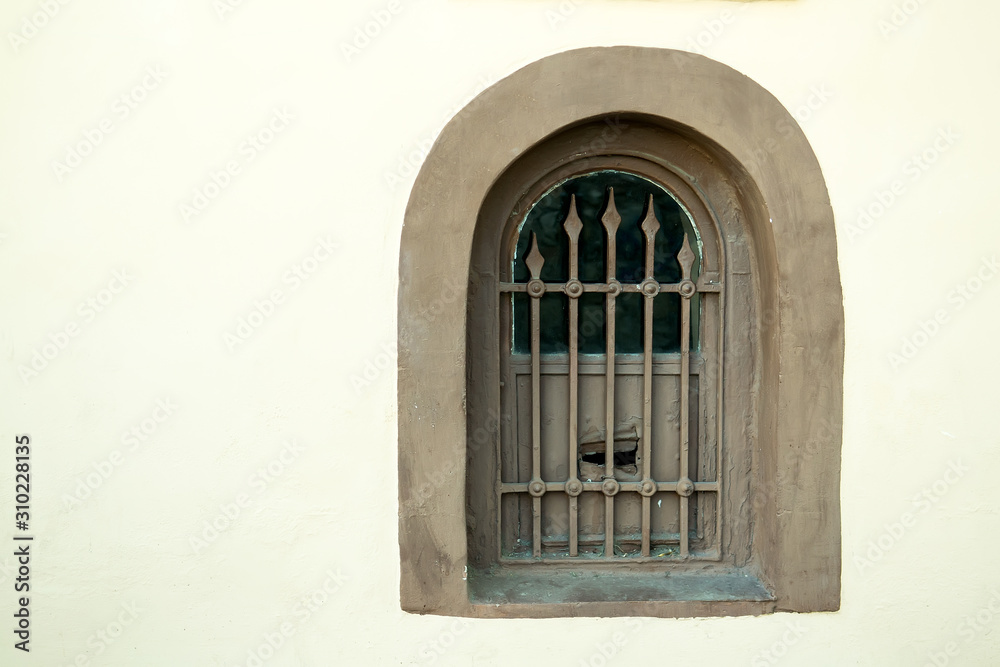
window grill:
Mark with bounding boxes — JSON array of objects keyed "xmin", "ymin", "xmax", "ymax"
[{"xmin": 498, "ymin": 181, "xmax": 724, "ymax": 562}]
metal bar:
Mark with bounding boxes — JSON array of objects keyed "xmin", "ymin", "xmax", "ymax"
[
  {"xmin": 677, "ymin": 232, "xmax": 696, "ymax": 558},
  {"xmin": 507, "ymin": 354, "xmax": 706, "ymax": 376},
  {"xmin": 642, "ymin": 283, "xmax": 653, "ymax": 557},
  {"xmin": 639, "ymin": 194, "xmax": 660, "ymax": 557},
  {"xmin": 499, "ymin": 554, "xmax": 720, "ymax": 566},
  {"xmin": 528, "ymin": 532, "xmax": 687, "ymax": 546},
  {"xmin": 716, "ymin": 288, "xmax": 726, "ymax": 557},
  {"xmin": 498, "ymin": 287, "xmax": 509, "ymax": 559},
  {"xmin": 680, "ymin": 294, "xmax": 690, "ymax": 557},
  {"xmin": 499, "ymin": 480, "xmax": 718, "ymax": 494},
  {"xmin": 525, "ymin": 233, "xmax": 546, "ymax": 558},
  {"xmin": 602, "ymin": 188, "xmax": 621, "ymax": 558},
  {"xmin": 564, "ymin": 195, "xmax": 583, "ymax": 557},
  {"xmin": 498, "ymin": 281, "xmax": 722, "ymax": 294},
  {"xmin": 569, "ymin": 494, "xmax": 579, "ymax": 557}
]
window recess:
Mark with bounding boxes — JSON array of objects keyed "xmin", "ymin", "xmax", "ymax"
[{"xmin": 498, "ymin": 171, "xmax": 723, "ymax": 563}]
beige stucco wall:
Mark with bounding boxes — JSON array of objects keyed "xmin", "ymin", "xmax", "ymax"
[{"xmin": 0, "ymin": 0, "xmax": 996, "ymax": 664}]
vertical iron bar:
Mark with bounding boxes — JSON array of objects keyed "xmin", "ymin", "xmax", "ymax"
[
  {"xmin": 602, "ymin": 189, "xmax": 621, "ymax": 558},
  {"xmin": 677, "ymin": 233, "xmax": 696, "ymax": 558},
  {"xmin": 525, "ymin": 234, "xmax": 546, "ymax": 558},
  {"xmin": 680, "ymin": 297, "xmax": 691, "ymax": 557},
  {"xmin": 716, "ymin": 285, "xmax": 726, "ymax": 557},
  {"xmin": 497, "ymin": 289, "xmax": 507, "ymax": 560},
  {"xmin": 564, "ymin": 195, "xmax": 583, "ymax": 557},
  {"xmin": 642, "ymin": 294, "xmax": 654, "ymax": 556},
  {"xmin": 639, "ymin": 195, "xmax": 660, "ymax": 557}
]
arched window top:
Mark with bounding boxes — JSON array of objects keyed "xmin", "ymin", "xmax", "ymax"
[
  {"xmin": 511, "ymin": 170, "xmax": 702, "ymax": 286},
  {"xmin": 508, "ymin": 169, "xmax": 706, "ymax": 354}
]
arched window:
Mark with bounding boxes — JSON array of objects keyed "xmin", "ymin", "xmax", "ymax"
[
  {"xmin": 399, "ymin": 47, "xmax": 843, "ymax": 618},
  {"xmin": 461, "ymin": 118, "xmax": 774, "ymax": 610},
  {"xmin": 498, "ymin": 169, "xmax": 721, "ymax": 562}
]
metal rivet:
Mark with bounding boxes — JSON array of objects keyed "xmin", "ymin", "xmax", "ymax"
[
  {"xmin": 565, "ymin": 479, "xmax": 583, "ymax": 497},
  {"xmin": 676, "ymin": 477, "xmax": 694, "ymax": 497},
  {"xmin": 606, "ymin": 280, "xmax": 622, "ymax": 297},
  {"xmin": 639, "ymin": 479, "xmax": 657, "ymax": 497},
  {"xmin": 602, "ymin": 478, "xmax": 620, "ymax": 497},
  {"xmin": 565, "ymin": 279, "xmax": 584, "ymax": 299},
  {"xmin": 526, "ymin": 279, "xmax": 545, "ymax": 298},
  {"xmin": 678, "ymin": 280, "xmax": 696, "ymax": 299},
  {"xmin": 640, "ymin": 278, "xmax": 660, "ymax": 297},
  {"xmin": 528, "ymin": 480, "xmax": 546, "ymax": 497}
]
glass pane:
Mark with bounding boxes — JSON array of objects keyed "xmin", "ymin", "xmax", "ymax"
[{"xmin": 512, "ymin": 170, "xmax": 700, "ymax": 354}]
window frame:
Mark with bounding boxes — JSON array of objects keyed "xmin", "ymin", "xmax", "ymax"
[
  {"xmin": 466, "ymin": 120, "xmax": 765, "ymax": 609},
  {"xmin": 492, "ymin": 151, "xmax": 727, "ymax": 561},
  {"xmin": 398, "ymin": 47, "xmax": 843, "ymax": 618}
]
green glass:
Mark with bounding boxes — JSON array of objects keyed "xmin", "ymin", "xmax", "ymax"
[{"xmin": 512, "ymin": 171, "xmax": 700, "ymax": 354}]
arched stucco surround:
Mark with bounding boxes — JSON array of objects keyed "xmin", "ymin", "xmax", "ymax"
[{"xmin": 399, "ymin": 47, "xmax": 843, "ymax": 617}]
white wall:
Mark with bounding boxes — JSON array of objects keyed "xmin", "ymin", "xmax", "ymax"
[{"xmin": 1, "ymin": 0, "xmax": 998, "ymax": 665}]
